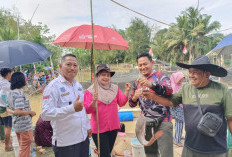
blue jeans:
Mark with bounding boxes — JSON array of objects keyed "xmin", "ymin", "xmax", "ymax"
[
  {"xmin": 174, "ymin": 119, "xmax": 184, "ymax": 144},
  {"xmin": 52, "ymin": 137, "xmax": 89, "ymax": 157}
]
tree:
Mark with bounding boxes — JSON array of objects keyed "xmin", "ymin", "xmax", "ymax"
[
  {"xmin": 125, "ymin": 18, "xmax": 152, "ymax": 63},
  {"xmin": 0, "ymin": 8, "xmax": 63, "ymax": 72},
  {"xmin": 0, "ymin": 9, "xmax": 17, "ymax": 40},
  {"xmin": 151, "ymin": 29, "xmax": 169, "ymax": 61},
  {"xmin": 152, "ymin": 7, "xmax": 222, "ymax": 63}
]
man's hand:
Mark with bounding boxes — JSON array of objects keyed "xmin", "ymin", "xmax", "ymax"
[
  {"xmin": 125, "ymin": 83, "xmax": 132, "ymax": 92},
  {"xmin": 91, "ymin": 92, "xmax": 98, "ymax": 108},
  {"xmin": 132, "ymin": 89, "xmax": 143, "ymax": 101},
  {"xmin": 87, "ymin": 129, "xmax": 92, "ymax": 137},
  {"xmin": 137, "ymin": 78, "xmax": 152, "ymax": 88},
  {"xmin": 29, "ymin": 111, "xmax": 36, "ymax": 117},
  {"xmin": 74, "ymin": 95, "xmax": 83, "ymax": 112},
  {"xmin": 142, "ymin": 91, "xmax": 156, "ymax": 100}
]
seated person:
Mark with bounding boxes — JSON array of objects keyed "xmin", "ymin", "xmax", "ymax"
[{"xmin": 34, "ymin": 115, "xmax": 52, "ymax": 147}]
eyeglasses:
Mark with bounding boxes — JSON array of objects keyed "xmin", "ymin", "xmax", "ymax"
[{"xmin": 188, "ymin": 70, "xmax": 203, "ymax": 76}]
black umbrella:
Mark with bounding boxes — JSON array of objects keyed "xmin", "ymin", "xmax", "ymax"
[{"xmin": 0, "ymin": 40, "xmax": 52, "ymax": 68}]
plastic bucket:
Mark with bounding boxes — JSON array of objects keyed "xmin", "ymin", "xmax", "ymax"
[
  {"xmin": 124, "ymin": 150, "xmax": 131, "ymax": 157},
  {"xmin": 90, "ymin": 138, "xmax": 98, "ymax": 157},
  {"xmin": 11, "ymin": 131, "xmax": 19, "ymax": 157},
  {"xmin": 131, "ymin": 138, "xmax": 145, "ymax": 157},
  {"xmin": 119, "ymin": 111, "xmax": 133, "ymax": 121}
]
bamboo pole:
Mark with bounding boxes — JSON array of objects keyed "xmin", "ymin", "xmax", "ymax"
[
  {"xmin": 90, "ymin": 0, "xmax": 100, "ymax": 156},
  {"xmin": 50, "ymin": 56, "xmax": 55, "ymax": 79},
  {"xmin": 94, "ymin": 79, "xmax": 100, "ymax": 156}
]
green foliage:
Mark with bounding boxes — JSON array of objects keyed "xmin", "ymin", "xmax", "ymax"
[
  {"xmin": 0, "ymin": 8, "xmax": 62, "ymax": 73},
  {"xmin": 125, "ymin": 18, "xmax": 152, "ymax": 62},
  {"xmin": 224, "ymin": 57, "xmax": 232, "ymax": 66},
  {"xmin": 69, "ymin": 48, "xmax": 91, "ymax": 68},
  {"xmin": 151, "ymin": 7, "xmax": 223, "ymax": 64}
]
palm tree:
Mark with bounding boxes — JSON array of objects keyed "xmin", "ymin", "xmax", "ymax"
[{"xmin": 152, "ymin": 7, "xmax": 221, "ymax": 63}]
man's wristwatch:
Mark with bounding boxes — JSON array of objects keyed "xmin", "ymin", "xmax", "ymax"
[{"xmin": 151, "ymin": 82, "xmax": 157, "ymax": 91}]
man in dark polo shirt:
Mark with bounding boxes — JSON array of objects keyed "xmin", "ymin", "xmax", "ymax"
[{"xmin": 142, "ymin": 55, "xmax": 232, "ymax": 157}]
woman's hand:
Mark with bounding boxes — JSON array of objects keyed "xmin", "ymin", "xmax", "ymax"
[
  {"xmin": 87, "ymin": 129, "xmax": 92, "ymax": 137},
  {"xmin": 125, "ymin": 83, "xmax": 131, "ymax": 91},
  {"xmin": 124, "ymin": 83, "xmax": 131, "ymax": 96},
  {"xmin": 91, "ymin": 92, "xmax": 98, "ymax": 108}
]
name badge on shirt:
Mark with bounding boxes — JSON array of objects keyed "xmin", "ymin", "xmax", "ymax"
[{"xmin": 61, "ymin": 92, "xmax": 70, "ymax": 97}]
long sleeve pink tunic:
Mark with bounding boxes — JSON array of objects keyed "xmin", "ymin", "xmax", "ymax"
[{"xmin": 84, "ymin": 88, "xmax": 128, "ymax": 134}]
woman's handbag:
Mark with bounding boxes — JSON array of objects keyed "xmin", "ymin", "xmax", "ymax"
[{"xmin": 194, "ymin": 88, "xmax": 223, "ymax": 137}]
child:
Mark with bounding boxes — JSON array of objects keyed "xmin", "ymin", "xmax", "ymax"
[
  {"xmin": 170, "ymin": 72, "xmax": 185, "ymax": 147},
  {"xmin": 8, "ymin": 72, "xmax": 36, "ymax": 157}
]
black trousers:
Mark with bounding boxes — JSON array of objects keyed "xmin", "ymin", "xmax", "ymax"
[
  {"xmin": 52, "ymin": 137, "xmax": 89, "ymax": 157},
  {"xmin": 92, "ymin": 129, "xmax": 118, "ymax": 157}
]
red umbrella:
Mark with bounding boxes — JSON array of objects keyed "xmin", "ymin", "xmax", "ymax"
[
  {"xmin": 53, "ymin": 24, "xmax": 129, "ymax": 50},
  {"xmin": 54, "ymin": 25, "xmax": 129, "ymax": 157},
  {"xmin": 53, "ymin": 24, "xmax": 129, "ymax": 82}
]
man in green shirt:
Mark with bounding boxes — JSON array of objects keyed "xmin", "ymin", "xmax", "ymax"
[{"xmin": 141, "ymin": 55, "xmax": 232, "ymax": 157}]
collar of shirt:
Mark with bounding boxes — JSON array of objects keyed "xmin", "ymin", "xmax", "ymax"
[
  {"xmin": 58, "ymin": 75, "xmax": 77, "ymax": 85},
  {"xmin": 146, "ymin": 70, "xmax": 156, "ymax": 79}
]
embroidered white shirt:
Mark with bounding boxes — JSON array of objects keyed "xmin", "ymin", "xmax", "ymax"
[{"xmin": 42, "ymin": 75, "xmax": 90, "ymax": 147}]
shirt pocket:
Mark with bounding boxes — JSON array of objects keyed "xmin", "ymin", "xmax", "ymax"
[
  {"xmin": 60, "ymin": 95, "xmax": 83, "ymax": 118},
  {"xmin": 59, "ymin": 95, "xmax": 71, "ymax": 108}
]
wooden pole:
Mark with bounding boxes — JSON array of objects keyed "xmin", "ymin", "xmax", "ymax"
[
  {"xmin": 90, "ymin": 0, "xmax": 100, "ymax": 156},
  {"xmin": 50, "ymin": 56, "xmax": 55, "ymax": 79},
  {"xmin": 90, "ymin": 1, "xmax": 95, "ymax": 83},
  {"xmin": 94, "ymin": 79, "xmax": 100, "ymax": 156}
]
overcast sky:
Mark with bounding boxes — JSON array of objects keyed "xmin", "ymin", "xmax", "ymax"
[{"xmin": 1, "ymin": 0, "xmax": 232, "ymax": 37}]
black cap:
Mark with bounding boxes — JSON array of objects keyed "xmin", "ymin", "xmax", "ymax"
[{"xmin": 96, "ymin": 64, "xmax": 115, "ymax": 77}]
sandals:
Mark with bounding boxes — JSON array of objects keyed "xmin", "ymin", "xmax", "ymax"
[
  {"xmin": 173, "ymin": 140, "xmax": 183, "ymax": 147},
  {"xmin": 5, "ymin": 146, "xmax": 13, "ymax": 152},
  {"xmin": 176, "ymin": 143, "xmax": 184, "ymax": 147}
]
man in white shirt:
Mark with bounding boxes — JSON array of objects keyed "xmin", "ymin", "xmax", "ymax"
[{"xmin": 42, "ymin": 54, "xmax": 91, "ymax": 157}]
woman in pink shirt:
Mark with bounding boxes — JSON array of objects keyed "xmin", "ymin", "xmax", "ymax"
[{"xmin": 84, "ymin": 64, "xmax": 131, "ymax": 157}]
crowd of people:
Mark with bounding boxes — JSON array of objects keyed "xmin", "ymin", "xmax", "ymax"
[
  {"xmin": 21, "ymin": 69, "xmax": 58, "ymax": 92},
  {"xmin": 0, "ymin": 52, "xmax": 232, "ymax": 157}
]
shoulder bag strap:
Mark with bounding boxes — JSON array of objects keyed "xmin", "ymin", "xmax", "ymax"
[{"xmin": 194, "ymin": 87, "xmax": 203, "ymax": 115}]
